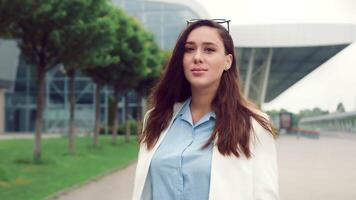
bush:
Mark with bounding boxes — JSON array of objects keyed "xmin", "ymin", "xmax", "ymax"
[
  {"xmin": 118, "ymin": 119, "xmax": 137, "ymax": 135},
  {"xmin": 99, "ymin": 119, "xmax": 137, "ymax": 135}
]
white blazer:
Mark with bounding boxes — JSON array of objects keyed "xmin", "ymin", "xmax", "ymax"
[{"xmin": 132, "ymin": 103, "xmax": 279, "ymax": 200}]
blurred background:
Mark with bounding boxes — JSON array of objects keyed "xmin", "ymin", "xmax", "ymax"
[{"xmin": 1, "ymin": 0, "xmax": 356, "ymax": 199}]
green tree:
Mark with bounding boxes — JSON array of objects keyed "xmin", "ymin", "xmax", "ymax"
[
  {"xmin": 135, "ymin": 47, "xmax": 169, "ymax": 137},
  {"xmin": 81, "ymin": 7, "xmax": 145, "ymax": 147},
  {"xmin": 105, "ymin": 16, "xmax": 152, "ymax": 143},
  {"xmin": 296, "ymin": 107, "xmax": 329, "ymax": 127},
  {"xmin": 0, "ymin": 0, "xmax": 20, "ymax": 38},
  {"xmin": 0, "ymin": 0, "xmax": 117, "ymax": 162},
  {"xmin": 59, "ymin": 0, "xmax": 118, "ymax": 154},
  {"xmin": 298, "ymin": 107, "xmax": 329, "ymax": 119},
  {"xmin": 265, "ymin": 109, "xmax": 280, "ymax": 120},
  {"xmin": 84, "ymin": 67, "xmax": 112, "ymax": 147}
]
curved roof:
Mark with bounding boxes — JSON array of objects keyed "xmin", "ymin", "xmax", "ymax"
[
  {"xmin": 238, "ymin": 44, "xmax": 349, "ymax": 102},
  {"xmin": 231, "ymin": 23, "xmax": 356, "ymax": 48},
  {"xmin": 150, "ymin": 1, "xmax": 356, "ymax": 103},
  {"xmin": 232, "ymin": 23, "xmax": 355, "ymax": 102},
  {"xmin": 150, "ymin": 0, "xmax": 356, "ymax": 102}
]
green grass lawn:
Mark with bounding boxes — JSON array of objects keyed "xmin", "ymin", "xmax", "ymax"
[{"xmin": 0, "ymin": 135, "xmax": 139, "ymax": 200}]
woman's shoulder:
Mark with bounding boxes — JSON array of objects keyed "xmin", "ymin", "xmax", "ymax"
[
  {"xmin": 249, "ymin": 109, "xmax": 275, "ymax": 146},
  {"xmin": 142, "ymin": 102, "xmax": 185, "ymax": 129},
  {"xmin": 143, "ymin": 102, "xmax": 184, "ymax": 117}
]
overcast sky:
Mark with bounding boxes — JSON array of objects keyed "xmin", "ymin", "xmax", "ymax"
[{"xmin": 192, "ymin": 0, "xmax": 356, "ymax": 113}]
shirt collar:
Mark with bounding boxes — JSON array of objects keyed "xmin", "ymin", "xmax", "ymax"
[
  {"xmin": 209, "ymin": 111, "xmax": 216, "ymax": 119},
  {"xmin": 175, "ymin": 97, "xmax": 216, "ymax": 123},
  {"xmin": 176, "ymin": 97, "xmax": 191, "ymax": 121}
]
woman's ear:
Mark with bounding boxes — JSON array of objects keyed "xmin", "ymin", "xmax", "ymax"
[{"xmin": 225, "ymin": 54, "xmax": 233, "ymax": 70}]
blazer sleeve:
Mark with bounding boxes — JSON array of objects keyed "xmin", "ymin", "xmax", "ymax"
[
  {"xmin": 132, "ymin": 110, "xmax": 153, "ymax": 200},
  {"xmin": 251, "ymin": 116, "xmax": 280, "ymax": 200}
]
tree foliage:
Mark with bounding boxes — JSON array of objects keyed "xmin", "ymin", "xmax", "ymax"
[
  {"xmin": 1, "ymin": 0, "xmax": 165, "ymax": 151},
  {"xmin": 266, "ymin": 107, "xmax": 330, "ymax": 129},
  {"xmin": 102, "ymin": 13, "xmax": 165, "ymax": 143},
  {"xmin": 58, "ymin": 0, "xmax": 119, "ymax": 153},
  {"xmin": 0, "ymin": 0, "xmax": 123, "ymax": 161}
]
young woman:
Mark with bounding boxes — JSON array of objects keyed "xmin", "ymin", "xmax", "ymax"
[{"xmin": 132, "ymin": 19, "xmax": 279, "ymax": 200}]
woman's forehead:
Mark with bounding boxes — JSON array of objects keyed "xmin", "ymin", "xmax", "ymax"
[{"xmin": 185, "ymin": 26, "xmax": 223, "ymax": 46}]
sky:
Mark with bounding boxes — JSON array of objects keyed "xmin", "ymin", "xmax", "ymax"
[{"xmin": 191, "ymin": 0, "xmax": 356, "ymax": 113}]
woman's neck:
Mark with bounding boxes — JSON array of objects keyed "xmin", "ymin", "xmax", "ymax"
[{"xmin": 189, "ymin": 85, "xmax": 217, "ymax": 124}]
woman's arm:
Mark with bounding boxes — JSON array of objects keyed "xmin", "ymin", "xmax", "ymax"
[
  {"xmin": 132, "ymin": 110, "xmax": 152, "ymax": 200},
  {"xmin": 252, "ymin": 117, "xmax": 280, "ymax": 200}
]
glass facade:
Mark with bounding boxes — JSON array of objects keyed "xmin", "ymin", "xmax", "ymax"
[
  {"xmin": 113, "ymin": 0, "xmax": 199, "ymax": 49},
  {"xmin": 4, "ymin": 0, "xmax": 201, "ymax": 133}
]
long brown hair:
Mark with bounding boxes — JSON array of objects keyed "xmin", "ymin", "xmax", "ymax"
[{"xmin": 140, "ymin": 20, "xmax": 275, "ymax": 158}]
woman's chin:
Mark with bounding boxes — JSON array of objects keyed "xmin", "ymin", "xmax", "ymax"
[{"xmin": 189, "ymin": 80, "xmax": 217, "ymax": 90}]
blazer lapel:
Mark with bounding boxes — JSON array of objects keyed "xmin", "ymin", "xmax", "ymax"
[{"xmin": 135, "ymin": 102, "xmax": 184, "ymax": 199}]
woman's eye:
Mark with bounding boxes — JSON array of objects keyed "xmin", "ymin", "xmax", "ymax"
[
  {"xmin": 205, "ymin": 48, "xmax": 215, "ymax": 53},
  {"xmin": 184, "ymin": 47, "xmax": 195, "ymax": 52}
]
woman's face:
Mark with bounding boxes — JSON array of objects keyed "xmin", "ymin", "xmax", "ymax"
[{"xmin": 183, "ymin": 26, "xmax": 232, "ymax": 90}]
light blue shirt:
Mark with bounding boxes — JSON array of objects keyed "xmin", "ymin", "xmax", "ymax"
[{"xmin": 149, "ymin": 98, "xmax": 216, "ymax": 200}]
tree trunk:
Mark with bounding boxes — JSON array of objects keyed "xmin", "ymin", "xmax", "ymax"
[
  {"xmin": 136, "ymin": 92, "xmax": 143, "ymax": 140},
  {"xmin": 68, "ymin": 69, "xmax": 76, "ymax": 154},
  {"xmin": 93, "ymin": 83, "xmax": 102, "ymax": 147},
  {"xmin": 33, "ymin": 64, "xmax": 46, "ymax": 163},
  {"xmin": 111, "ymin": 89, "xmax": 119, "ymax": 145},
  {"xmin": 124, "ymin": 92, "xmax": 130, "ymax": 142}
]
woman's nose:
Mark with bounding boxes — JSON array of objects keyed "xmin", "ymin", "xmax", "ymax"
[{"xmin": 193, "ymin": 49, "xmax": 203, "ymax": 64}]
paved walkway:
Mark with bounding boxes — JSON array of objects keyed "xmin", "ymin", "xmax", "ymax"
[
  {"xmin": 278, "ymin": 134, "xmax": 356, "ymax": 200},
  {"xmin": 48, "ymin": 133, "xmax": 356, "ymax": 200},
  {"xmin": 48, "ymin": 163, "xmax": 137, "ymax": 200},
  {"xmin": 0, "ymin": 133, "xmax": 62, "ymax": 140}
]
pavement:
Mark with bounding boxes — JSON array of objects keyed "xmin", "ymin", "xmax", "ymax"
[
  {"xmin": 0, "ymin": 133, "xmax": 62, "ymax": 140},
  {"xmin": 277, "ymin": 134, "xmax": 356, "ymax": 200},
  {"xmin": 48, "ymin": 163, "xmax": 137, "ymax": 200},
  {"xmin": 45, "ymin": 132, "xmax": 356, "ymax": 200}
]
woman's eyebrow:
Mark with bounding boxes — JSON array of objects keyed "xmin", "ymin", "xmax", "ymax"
[
  {"xmin": 185, "ymin": 41, "xmax": 195, "ymax": 45},
  {"xmin": 202, "ymin": 42, "xmax": 217, "ymax": 47},
  {"xmin": 185, "ymin": 41, "xmax": 217, "ymax": 46}
]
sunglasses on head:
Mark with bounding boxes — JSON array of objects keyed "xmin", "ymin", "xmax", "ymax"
[{"xmin": 186, "ymin": 19, "xmax": 231, "ymax": 32}]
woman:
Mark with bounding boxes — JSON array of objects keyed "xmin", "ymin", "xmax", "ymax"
[{"xmin": 132, "ymin": 19, "xmax": 279, "ymax": 200}]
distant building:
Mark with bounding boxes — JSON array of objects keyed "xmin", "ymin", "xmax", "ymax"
[
  {"xmin": 0, "ymin": 0, "xmax": 206, "ymax": 133},
  {"xmin": 1, "ymin": 0, "xmax": 355, "ymax": 134}
]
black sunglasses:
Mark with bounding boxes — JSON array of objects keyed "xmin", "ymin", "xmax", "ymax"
[{"xmin": 186, "ymin": 19, "xmax": 231, "ymax": 32}]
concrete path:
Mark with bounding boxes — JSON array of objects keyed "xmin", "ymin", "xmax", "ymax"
[
  {"xmin": 0, "ymin": 133, "xmax": 62, "ymax": 140},
  {"xmin": 50, "ymin": 133, "xmax": 356, "ymax": 200},
  {"xmin": 49, "ymin": 163, "xmax": 137, "ymax": 200},
  {"xmin": 278, "ymin": 134, "xmax": 356, "ymax": 200}
]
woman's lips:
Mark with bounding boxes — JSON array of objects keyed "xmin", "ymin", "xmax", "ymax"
[{"xmin": 191, "ymin": 68, "xmax": 207, "ymax": 76}]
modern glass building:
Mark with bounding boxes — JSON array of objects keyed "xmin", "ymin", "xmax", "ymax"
[
  {"xmin": 2, "ymin": 0, "xmax": 353, "ymax": 134},
  {"xmin": 113, "ymin": 0, "xmax": 202, "ymax": 49},
  {"xmin": 1, "ymin": 0, "xmax": 206, "ymax": 133}
]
